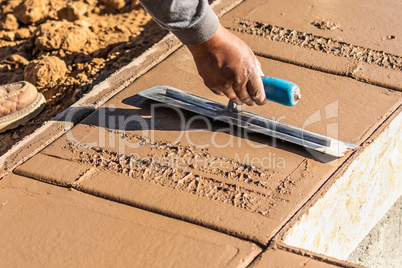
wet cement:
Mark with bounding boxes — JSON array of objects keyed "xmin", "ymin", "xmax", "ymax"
[
  {"xmin": 0, "ymin": 174, "xmax": 260, "ymax": 267},
  {"xmin": 3, "ymin": 0, "xmax": 402, "ymax": 265},
  {"xmin": 220, "ymin": 0, "xmax": 402, "ymax": 56},
  {"xmin": 230, "ymin": 18, "xmax": 401, "ymax": 71},
  {"xmin": 15, "ymin": 48, "xmax": 401, "ymax": 245},
  {"xmin": 219, "ymin": 0, "xmax": 402, "ymax": 92}
]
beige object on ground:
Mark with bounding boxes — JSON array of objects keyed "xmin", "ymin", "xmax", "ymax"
[
  {"xmin": 57, "ymin": 2, "xmax": 89, "ymax": 21},
  {"xmin": 34, "ymin": 20, "xmax": 95, "ymax": 52},
  {"xmin": 0, "ymin": 13, "xmax": 19, "ymax": 31},
  {"xmin": 0, "ymin": 81, "xmax": 46, "ymax": 133},
  {"xmin": 24, "ymin": 56, "xmax": 67, "ymax": 88},
  {"xmin": 13, "ymin": 0, "xmax": 48, "ymax": 25},
  {"xmin": 100, "ymin": 0, "xmax": 126, "ymax": 10}
]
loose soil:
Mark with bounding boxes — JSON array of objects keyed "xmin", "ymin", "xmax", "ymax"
[{"xmin": 0, "ymin": 0, "xmax": 168, "ymax": 156}]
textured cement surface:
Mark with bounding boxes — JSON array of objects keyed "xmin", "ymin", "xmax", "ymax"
[
  {"xmin": 0, "ymin": 174, "xmax": 261, "ymax": 267},
  {"xmin": 15, "ymin": 48, "xmax": 401, "ymax": 247},
  {"xmin": 221, "ymin": 0, "xmax": 402, "ymax": 91},
  {"xmin": 2, "ymin": 0, "xmax": 401, "ymax": 266},
  {"xmin": 221, "ymin": 0, "xmax": 402, "ymax": 55},
  {"xmin": 348, "ymin": 195, "xmax": 402, "ymax": 268}
]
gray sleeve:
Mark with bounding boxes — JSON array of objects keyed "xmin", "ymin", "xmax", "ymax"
[{"xmin": 138, "ymin": 0, "xmax": 219, "ymax": 46}]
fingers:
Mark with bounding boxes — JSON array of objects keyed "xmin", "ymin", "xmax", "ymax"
[
  {"xmin": 221, "ymin": 83, "xmax": 242, "ymax": 105},
  {"xmin": 246, "ymin": 71, "xmax": 267, "ymax": 106},
  {"xmin": 233, "ymin": 79, "xmax": 256, "ymax": 106},
  {"xmin": 208, "ymin": 86, "xmax": 225, "ymax": 96},
  {"xmin": 206, "ymin": 69, "xmax": 264, "ymax": 106},
  {"xmin": 207, "ymin": 82, "xmax": 242, "ymax": 104},
  {"xmin": 189, "ymin": 24, "xmax": 268, "ymax": 106}
]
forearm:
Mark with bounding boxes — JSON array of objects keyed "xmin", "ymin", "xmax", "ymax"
[{"xmin": 138, "ymin": 0, "xmax": 219, "ymax": 45}]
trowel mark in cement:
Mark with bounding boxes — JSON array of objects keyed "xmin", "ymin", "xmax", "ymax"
[
  {"xmin": 231, "ymin": 18, "xmax": 402, "ymax": 71},
  {"xmin": 65, "ymin": 132, "xmax": 291, "ymax": 216}
]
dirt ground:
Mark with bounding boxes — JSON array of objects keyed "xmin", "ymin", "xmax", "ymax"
[
  {"xmin": 348, "ymin": 196, "xmax": 402, "ymax": 268},
  {"xmin": 0, "ymin": 0, "xmax": 168, "ymax": 156}
]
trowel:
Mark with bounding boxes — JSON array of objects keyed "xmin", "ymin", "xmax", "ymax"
[{"xmin": 139, "ymin": 77, "xmax": 358, "ymax": 157}]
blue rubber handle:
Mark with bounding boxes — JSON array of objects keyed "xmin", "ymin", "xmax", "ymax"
[{"xmin": 262, "ymin": 76, "xmax": 301, "ymax": 106}]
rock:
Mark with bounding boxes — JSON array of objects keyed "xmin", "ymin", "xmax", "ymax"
[
  {"xmin": 76, "ymin": 72, "xmax": 88, "ymax": 83},
  {"xmin": 100, "ymin": 0, "xmax": 126, "ymax": 10},
  {"xmin": 12, "ymin": 132, "xmax": 20, "ymax": 139},
  {"xmin": 57, "ymin": 2, "xmax": 89, "ymax": 21},
  {"xmin": 34, "ymin": 20, "xmax": 94, "ymax": 52},
  {"xmin": 24, "ymin": 56, "xmax": 67, "ymax": 88},
  {"xmin": 14, "ymin": 0, "xmax": 48, "ymax": 25},
  {"xmin": 15, "ymin": 28, "xmax": 31, "ymax": 40},
  {"xmin": 6, "ymin": 54, "xmax": 30, "ymax": 66},
  {"xmin": 0, "ymin": 14, "xmax": 19, "ymax": 31},
  {"xmin": 2, "ymin": 31, "xmax": 15, "ymax": 41},
  {"xmin": 1, "ymin": 0, "xmax": 22, "ymax": 14}
]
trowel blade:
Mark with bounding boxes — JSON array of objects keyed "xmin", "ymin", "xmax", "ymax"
[{"xmin": 139, "ymin": 86, "xmax": 359, "ymax": 157}]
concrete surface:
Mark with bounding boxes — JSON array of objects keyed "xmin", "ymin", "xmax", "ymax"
[
  {"xmin": 0, "ymin": 0, "xmax": 401, "ymax": 266},
  {"xmin": 14, "ymin": 51, "xmax": 401, "ymax": 248},
  {"xmin": 0, "ymin": 174, "xmax": 261, "ymax": 267}
]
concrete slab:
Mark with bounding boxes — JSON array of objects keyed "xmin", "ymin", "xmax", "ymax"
[
  {"xmin": 0, "ymin": 174, "xmax": 261, "ymax": 267},
  {"xmin": 250, "ymin": 242, "xmax": 362, "ymax": 268},
  {"xmin": 15, "ymin": 153, "xmax": 90, "ymax": 186},
  {"xmin": 15, "ymin": 48, "xmax": 401, "ymax": 246},
  {"xmin": 221, "ymin": 0, "xmax": 402, "ymax": 55},
  {"xmin": 220, "ymin": 0, "xmax": 402, "ymax": 91},
  {"xmin": 15, "ymin": 153, "xmax": 281, "ymax": 244},
  {"xmin": 8, "ymin": 0, "xmax": 402, "ymax": 263}
]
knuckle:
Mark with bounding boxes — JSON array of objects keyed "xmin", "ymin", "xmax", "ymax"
[{"xmin": 249, "ymin": 88, "xmax": 260, "ymax": 98}]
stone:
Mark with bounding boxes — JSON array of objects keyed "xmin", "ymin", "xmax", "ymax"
[
  {"xmin": 24, "ymin": 56, "xmax": 67, "ymax": 88},
  {"xmin": 2, "ymin": 31, "xmax": 15, "ymax": 41},
  {"xmin": 6, "ymin": 54, "xmax": 30, "ymax": 66},
  {"xmin": 15, "ymin": 28, "xmax": 31, "ymax": 40},
  {"xmin": 34, "ymin": 20, "xmax": 94, "ymax": 52},
  {"xmin": 0, "ymin": 13, "xmax": 19, "ymax": 31},
  {"xmin": 57, "ymin": 2, "xmax": 89, "ymax": 21},
  {"xmin": 100, "ymin": 0, "xmax": 126, "ymax": 10},
  {"xmin": 13, "ymin": 0, "xmax": 48, "ymax": 25}
]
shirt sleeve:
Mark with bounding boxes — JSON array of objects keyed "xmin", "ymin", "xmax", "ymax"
[{"xmin": 138, "ymin": 0, "xmax": 219, "ymax": 46}]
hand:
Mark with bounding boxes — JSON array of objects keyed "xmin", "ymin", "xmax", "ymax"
[{"xmin": 187, "ymin": 25, "xmax": 267, "ymax": 106}]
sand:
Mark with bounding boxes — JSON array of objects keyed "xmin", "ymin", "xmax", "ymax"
[{"xmin": 0, "ymin": 0, "xmax": 167, "ymax": 155}]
